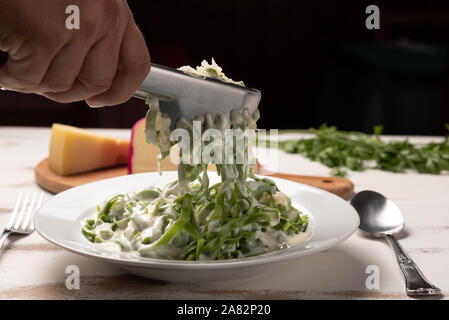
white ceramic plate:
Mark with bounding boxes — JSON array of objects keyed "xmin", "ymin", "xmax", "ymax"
[{"xmin": 34, "ymin": 172, "xmax": 359, "ymax": 282}]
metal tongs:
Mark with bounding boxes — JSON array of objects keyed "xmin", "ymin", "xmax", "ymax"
[{"xmin": 131, "ymin": 64, "xmax": 261, "ymax": 125}]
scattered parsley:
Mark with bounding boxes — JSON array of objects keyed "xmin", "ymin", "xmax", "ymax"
[{"xmin": 276, "ymin": 124, "xmax": 449, "ymax": 176}]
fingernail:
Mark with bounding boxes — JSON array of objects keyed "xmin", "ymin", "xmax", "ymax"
[{"xmin": 86, "ymin": 101, "xmax": 105, "ymax": 108}]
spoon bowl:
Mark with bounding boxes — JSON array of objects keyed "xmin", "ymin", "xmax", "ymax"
[{"xmin": 351, "ymin": 190, "xmax": 404, "ymax": 237}]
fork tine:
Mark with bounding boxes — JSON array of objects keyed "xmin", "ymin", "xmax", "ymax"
[
  {"xmin": 30, "ymin": 193, "xmax": 44, "ymax": 230},
  {"xmin": 13, "ymin": 192, "xmax": 30, "ymax": 230},
  {"xmin": 6, "ymin": 192, "xmax": 23, "ymax": 229},
  {"xmin": 22, "ymin": 192, "xmax": 37, "ymax": 231}
]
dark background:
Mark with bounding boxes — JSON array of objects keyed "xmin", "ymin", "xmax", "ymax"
[{"xmin": 1, "ymin": 0, "xmax": 449, "ymax": 135}]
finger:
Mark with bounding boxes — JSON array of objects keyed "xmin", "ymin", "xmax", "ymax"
[
  {"xmin": 37, "ymin": 39, "xmax": 89, "ymax": 93},
  {"xmin": 0, "ymin": 43, "xmax": 57, "ymax": 92},
  {"xmin": 43, "ymin": 34, "xmax": 122, "ymax": 103},
  {"xmin": 85, "ymin": 20, "xmax": 150, "ymax": 107}
]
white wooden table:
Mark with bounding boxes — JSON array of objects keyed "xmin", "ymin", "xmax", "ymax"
[{"xmin": 0, "ymin": 127, "xmax": 447, "ymax": 299}]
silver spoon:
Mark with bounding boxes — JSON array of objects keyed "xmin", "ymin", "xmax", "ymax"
[{"xmin": 351, "ymin": 190, "xmax": 441, "ymax": 296}]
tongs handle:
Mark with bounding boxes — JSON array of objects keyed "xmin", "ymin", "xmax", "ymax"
[{"xmin": 132, "ymin": 64, "xmax": 174, "ymax": 102}]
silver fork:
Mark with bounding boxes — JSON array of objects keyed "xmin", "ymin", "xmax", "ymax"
[{"xmin": 0, "ymin": 192, "xmax": 44, "ymax": 249}]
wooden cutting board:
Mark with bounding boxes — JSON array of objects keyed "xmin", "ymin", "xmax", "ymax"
[
  {"xmin": 35, "ymin": 159, "xmax": 128, "ymax": 194},
  {"xmin": 35, "ymin": 158, "xmax": 354, "ymax": 199}
]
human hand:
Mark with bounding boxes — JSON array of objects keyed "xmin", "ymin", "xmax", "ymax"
[{"xmin": 0, "ymin": 0, "xmax": 150, "ymax": 107}]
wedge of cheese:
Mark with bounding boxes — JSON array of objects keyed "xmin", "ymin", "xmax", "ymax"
[
  {"xmin": 49, "ymin": 123, "xmax": 129, "ymax": 176},
  {"xmin": 128, "ymin": 118, "xmax": 179, "ymax": 173}
]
